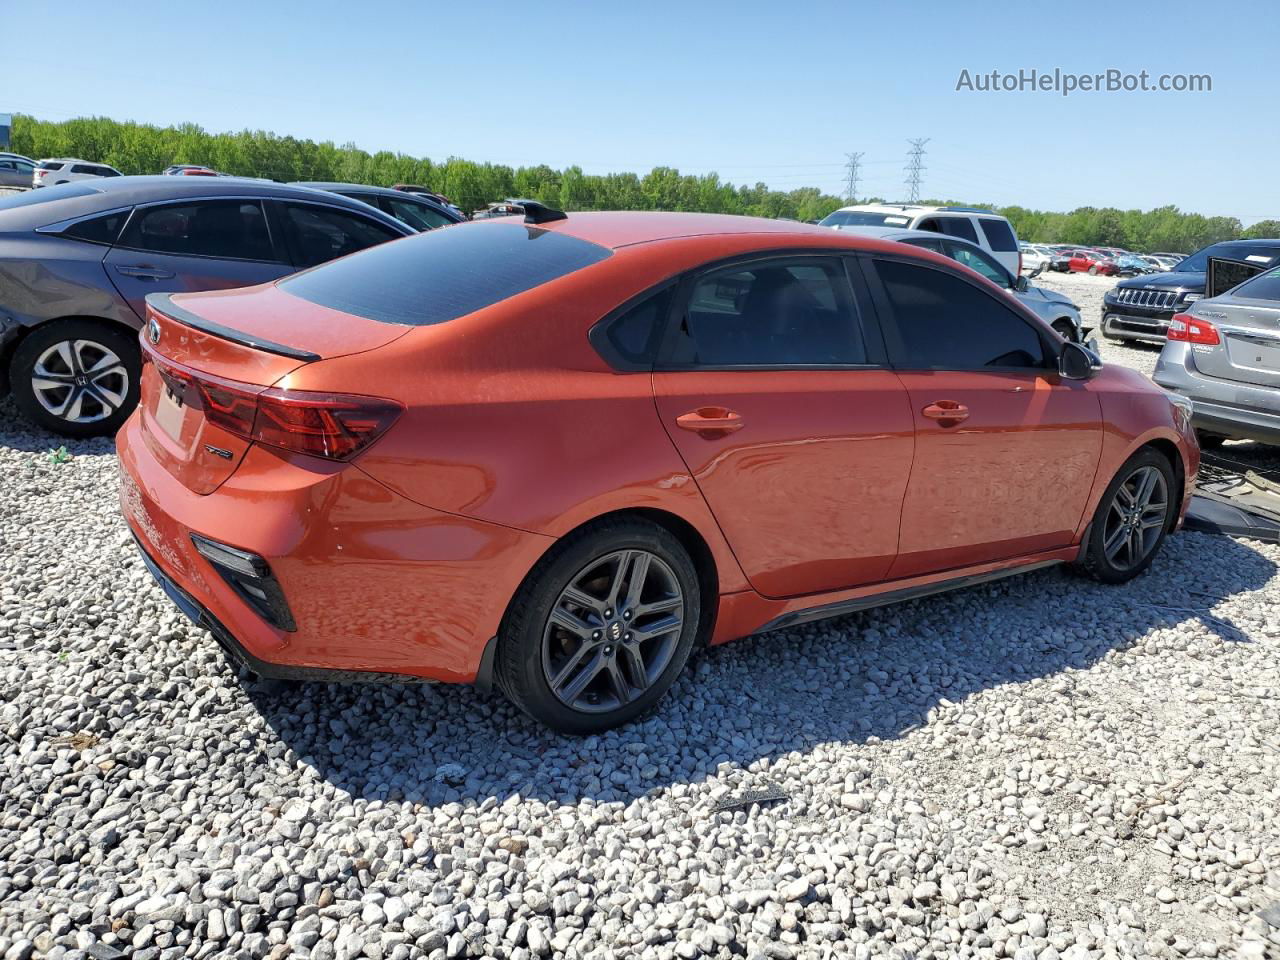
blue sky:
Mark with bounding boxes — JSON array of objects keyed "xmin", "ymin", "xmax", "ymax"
[{"xmin": 7, "ymin": 0, "xmax": 1277, "ymax": 224}]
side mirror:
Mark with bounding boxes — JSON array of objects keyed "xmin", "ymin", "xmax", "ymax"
[
  {"xmin": 1059, "ymin": 341, "xmax": 1102, "ymax": 380},
  {"xmin": 1013, "ymin": 274, "xmax": 1030, "ymax": 293}
]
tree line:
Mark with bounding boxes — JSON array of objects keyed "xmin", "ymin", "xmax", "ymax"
[{"xmin": 10, "ymin": 114, "xmax": 1272, "ymax": 253}]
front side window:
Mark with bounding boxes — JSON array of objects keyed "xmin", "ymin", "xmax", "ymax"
[
  {"xmin": 876, "ymin": 259, "xmax": 1046, "ymax": 370},
  {"xmin": 386, "ymin": 197, "xmax": 455, "ymax": 231},
  {"xmin": 947, "ymin": 243, "xmax": 1011, "ymax": 288},
  {"xmin": 279, "ymin": 203, "xmax": 402, "ymax": 268},
  {"xmin": 118, "ymin": 200, "xmax": 276, "ymax": 261},
  {"xmin": 671, "ymin": 259, "xmax": 866, "ymax": 366}
]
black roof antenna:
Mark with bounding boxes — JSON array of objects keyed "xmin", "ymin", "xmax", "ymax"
[{"xmin": 511, "ymin": 198, "xmax": 568, "ymax": 225}]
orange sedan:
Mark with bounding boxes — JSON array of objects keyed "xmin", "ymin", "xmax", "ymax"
[{"xmin": 118, "ymin": 206, "xmax": 1198, "ymax": 731}]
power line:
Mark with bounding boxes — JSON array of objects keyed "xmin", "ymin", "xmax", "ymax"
[
  {"xmin": 904, "ymin": 138, "xmax": 930, "ymax": 204},
  {"xmin": 843, "ymin": 152, "xmax": 864, "ymax": 204}
]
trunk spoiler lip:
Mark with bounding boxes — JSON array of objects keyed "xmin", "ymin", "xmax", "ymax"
[{"xmin": 145, "ymin": 292, "xmax": 322, "ymax": 364}]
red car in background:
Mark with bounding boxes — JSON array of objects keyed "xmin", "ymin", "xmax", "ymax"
[
  {"xmin": 1068, "ymin": 250, "xmax": 1119, "ymax": 275},
  {"xmin": 119, "ymin": 208, "xmax": 1199, "ymax": 732}
]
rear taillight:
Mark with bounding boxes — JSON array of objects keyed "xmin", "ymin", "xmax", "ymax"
[
  {"xmin": 1167, "ymin": 312, "xmax": 1220, "ymax": 345},
  {"xmin": 143, "ymin": 343, "xmax": 402, "ymax": 460}
]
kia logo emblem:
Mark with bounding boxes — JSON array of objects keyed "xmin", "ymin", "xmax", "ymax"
[
  {"xmin": 148, "ymin": 318, "xmax": 161, "ymax": 344},
  {"xmin": 610, "ymin": 622, "xmax": 622, "ymax": 641}
]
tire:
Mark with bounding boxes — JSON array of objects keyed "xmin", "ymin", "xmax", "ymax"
[
  {"xmin": 1088, "ymin": 265, "xmax": 1099, "ymax": 276},
  {"xmin": 1075, "ymin": 448, "xmax": 1177, "ymax": 584},
  {"xmin": 496, "ymin": 517, "xmax": 702, "ymax": 734},
  {"xmin": 9, "ymin": 319, "xmax": 141, "ymax": 438},
  {"xmin": 1052, "ymin": 320, "xmax": 1076, "ymax": 341}
]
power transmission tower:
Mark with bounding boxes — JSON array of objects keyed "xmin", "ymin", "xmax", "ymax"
[
  {"xmin": 843, "ymin": 152, "xmax": 864, "ymax": 204},
  {"xmin": 904, "ymin": 138, "xmax": 930, "ymax": 203}
]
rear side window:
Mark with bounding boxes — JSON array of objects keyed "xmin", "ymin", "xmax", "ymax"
[
  {"xmin": 61, "ymin": 211, "xmax": 128, "ymax": 245},
  {"xmin": 669, "ymin": 259, "xmax": 865, "ymax": 366},
  {"xmin": 1231, "ymin": 268, "xmax": 1280, "ymax": 303},
  {"xmin": 118, "ymin": 200, "xmax": 276, "ymax": 261},
  {"xmin": 917, "ymin": 216, "xmax": 978, "ymax": 243},
  {"xmin": 71, "ymin": 164, "xmax": 98, "ymax": 175},
  {"xmin": 876, "ymin": 259, "xmax": 1046, "ymax": 370},
  {"xmin": 279, "ymin": 202, "xmax": 402, "ymax": 268},
  {"xmin": 280, "ymin": 222, "xmax": 612, "ymax": 325},
  {"xmin": 978, "ymin": 217, "xmax": 1017, "ymax": 252},
  {"xmin": 593, "ymin": 287, "xmax": 675, "ymax": 368}
]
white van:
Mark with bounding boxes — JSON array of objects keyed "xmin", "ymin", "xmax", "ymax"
[{"xmin": 820, "ymin": 204, "xmax": 1022, "ymax": 276}]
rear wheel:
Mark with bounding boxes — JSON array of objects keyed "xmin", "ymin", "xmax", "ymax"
[
  {"xmin": 496, "ymin": 518, "xmax": 701, "ymax": 733},
  {"xmin": 1076, "ymin": 448, "xmax": 1176, "ymax": 584},
  {"xmin": 1088, "ymin": 265, "xmax": 1099, "ymax": 275},
  {"xmin": 9, "ymin": 319, "xmax": 140, "ymax": 438}
]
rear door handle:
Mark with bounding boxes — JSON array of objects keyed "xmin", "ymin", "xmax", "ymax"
[
  {"xmin": 115, "ymin": 265, "xmax": 175, "ymax": 280},
  {"xmin": 675, "ymin": 406, "xmax": 744, "ymax": 437},
  {"xmin": 921, "ymin": 400, "xmax": 969, "ymax": 425}
]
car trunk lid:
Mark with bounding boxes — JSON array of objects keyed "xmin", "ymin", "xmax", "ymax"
[
  {"xmin": 1189, "ymin": 298, "xmax": 1280, "ymax": 390},
  {"xmin": 138, "ymin": 285, "xmax": 409, "ymax": 494}
]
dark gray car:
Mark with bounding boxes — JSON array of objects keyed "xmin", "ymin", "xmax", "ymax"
[
  {"xmin": 0, "ymin": 177, "xmax": 413, "ymax": 437},
  {"xmin": 1153, "ymin": 266, "xmax": 1280, "ymax": 447},
  {"xmin": 291, "ymin": 182, "xmax": 465, "ymax": 231}
]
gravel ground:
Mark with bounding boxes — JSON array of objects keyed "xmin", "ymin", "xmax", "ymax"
[{"xmin": 4, "ymin": 297, "xmax": 1280, "ymax": 960}]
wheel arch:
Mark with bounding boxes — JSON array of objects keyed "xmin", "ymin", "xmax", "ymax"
[
  {"xmin": 1141, "ymin": 436, "xmax": 1186, "ymax": 530},
  {"xmin": 2, "ymin": 313, "xmax": 140, "ymax": 394}
]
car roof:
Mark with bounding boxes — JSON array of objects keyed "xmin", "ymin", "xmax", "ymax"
[
  {"xmin": 520, "ymin": 211, "xmax": 847, "ymax": 250},
  {"xmin": 292, "ymin": 181, "xmax": 447, "ymax": 203},
  {"xmin": 0, "ymin": 176, "xmax": 415, "ymax": 232}
]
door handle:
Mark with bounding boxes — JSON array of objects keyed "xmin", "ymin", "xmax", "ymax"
[
  {"xmin": 115, "ymin": 265, "xmax": 175, "ymax": 280},
  {"xmin": 675, "ymin": 406, "xmax": 744, "ymax": 437},
  {"xmin": 921, "ymin": 400, "xmax": 969, "ymax": 425}
]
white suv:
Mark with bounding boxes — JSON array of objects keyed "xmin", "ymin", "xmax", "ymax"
[
  {"xmin": 33, "ymin": 158, "xmax": 123, "ymax": 188},
  {"xmin": 820, "ymin": 204, "xmax": 1022, "ymax": 276}
]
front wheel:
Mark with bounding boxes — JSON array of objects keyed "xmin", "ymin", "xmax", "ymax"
[
  {"xmin": 1075, "ymin": 449, "xmax": 1177, "ymax": 584},
  {"xmin": 1088, "ymin": 265, "xmax": 1099, "ymax": 275},
  {"xmin": 496, "ymin": 518, "xmax": 702, "ymax": 733},
  {"xmin": 9, "ymin": 319, "xmax": 141, "ymax": 438},
  {"xmin": 1052, "ymin": 320, "xmax": 1077, "ymax": 341}
]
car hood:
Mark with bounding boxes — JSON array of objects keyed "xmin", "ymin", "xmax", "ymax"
[
  {"xmin": 1025, "ymin": 285, "xmax": 1077, "ymax": 308},
  {"xmin": 1114, "ymin": 270, "xmax": 1204, "ymax": 292}
]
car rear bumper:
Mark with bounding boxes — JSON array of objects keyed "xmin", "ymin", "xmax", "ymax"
[
  {"xmin": 1154, "ymin": 345, "xmax": 1280, "ymax": 445},
  {"xmin": 117, "ymin": 411, "xmax": 555, "ymax": 684}
]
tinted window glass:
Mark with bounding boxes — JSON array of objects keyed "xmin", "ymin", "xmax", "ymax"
[
  {"xmin": 0, "ymin": 161, "xmax": 13, "ymax": 171},
  {"xmin": 918, "ymin": 216, "xmax": 979, "ymax": 243},
  {"xmin": 386, "ymin": 197, "xmax": 454, "ymax": 231},
  {"xmin": 16, "ymin": 161, "xmax": 32, "ymax": 174},
  {"xmin": 1229, "ymin": 268, "xmax": 1280, "ymax": 302},
  {"xmin": 37, "ymin": 161, "xmax": 64, "ymax": 171},
  {"xmin": 280, "ymin": 222, "xmax": 612, "ymax": 325},
  {"xmin": 600, "ymin": 288, "xmax": 673, "ymax": 366},
  {"xmin": 0, "ymin": 182, "xmax": 101, "ymax": 209},
  {"xmin": 280, "ymin": 203, "xmax": 401, "ymax": 268},
  {"xmin": 903, "ymin": 237, "xmax": 944, "ymax": 253},
  {"xmin": 70, "ymin": 164, "xmax": 98, "ymax": 175},
  {"xmin": 62, "ymin": 211, "xmax": 128, "ymax": 246},
  {"xmin": 119, "ymin": 200, "xmax": 275, "ymax": 260},
  {"xmin": 978, "ymin": 217, "xmax": 1017, "ymax": 251},
  {"xmin": 96, "ymin": 166, "xmax": 121, "ymax": 178},
  {"xmin": 877, "ymin": 259, "xmax": 1045, "ymax": 369},
  {"xmin": 1178, "ymin": 242, "xmax": 1280, "ymax": 273},
  {"xmin": 673, "ymin": 260, "xmax": 865, "ymax": 366},
  {"xmin": 948, "ymin": 243, "xmax": 1010, "ymax": 288}
]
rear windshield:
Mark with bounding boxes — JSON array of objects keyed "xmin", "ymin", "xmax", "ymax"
[
  {"xmin": 1229, "ymin": 268, "xmax": 1280, "ymax": 303},
  {"xmin": 0, "ymin": 182, "xmax": 103, "ymax": 210},
  {"xmin": 279, "ymin": 222, "xmax": 613, "ymax": 325},
  {"xmin": 37, "ymin": 161, "xmax": 64, "ymax": 170},
  {"xmin": 820, "ymin": 210, "xmax": 913, "ymax": 228},
  {"xmin": 978, "ymin": 217, "xmax": 1017, "ymax": 251}
]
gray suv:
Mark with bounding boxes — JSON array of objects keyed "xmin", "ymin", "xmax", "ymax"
[
  {"xmin": 0, "ymin": 177, "xmax": 412, "ymax": 437},
  {"xmin": 1154, "ymin": 267, "xmax": 1280, "ymax": 447}
]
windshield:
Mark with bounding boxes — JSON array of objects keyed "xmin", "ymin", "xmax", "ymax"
[
  {"xmin": 1177, "ymin": 242, "xmax": 1280, "ymax": 273},
  {"xmin": 819, "ymin": 210, "xmax": 913, "ymax": 228}
]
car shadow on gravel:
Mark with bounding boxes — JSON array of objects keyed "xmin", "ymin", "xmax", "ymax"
[
  {"xmin": 239, "ymin": 530, "xmax": 1275, "ymax": 810},
  {"xmin": 0, "ymin": 399, "xmax": 118, "ymax": 456}
]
